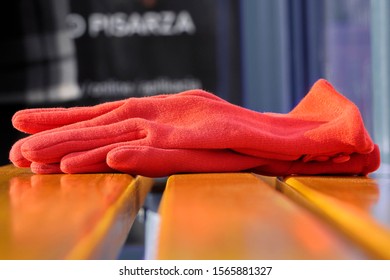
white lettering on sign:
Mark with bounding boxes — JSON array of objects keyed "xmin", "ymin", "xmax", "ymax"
[
  {"xmin": 66, "ymin": 11, "xmax": 196, "ymax": 38},
  {"xmin": 81, "ymin": 78, "xmax": 202, "ymax": 98}
]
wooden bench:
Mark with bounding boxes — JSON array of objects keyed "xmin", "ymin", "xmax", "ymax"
[
  {"xmin": 1, "ymin": 164, "xmax": 389, "ymax": 260},
  {"xmin": 154, "ymin": 173, "xmax": 390, "ymax": 259},
  {"xmin": 278, "ymin": 176, "xmax": 390, "ymax": 259},
  {"xmin": 0, "ymin": 164, "xmax": 154, "ymax": 259}
]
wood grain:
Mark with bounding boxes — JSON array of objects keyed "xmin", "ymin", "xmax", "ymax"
[
  {"xmin": 281, "ymin": 176, "xmax": 390, "ymax": 259},
  {"xmin": 156, "ymin": 173, "xmax": 368, "ymax": 259},
  {"xmin": 0, "ymin": 165, "xmax": 153, "ymax": 259}
]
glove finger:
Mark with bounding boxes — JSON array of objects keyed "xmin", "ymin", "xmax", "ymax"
[
  {"xmin": 11, "ymin": 89, "xmax": 223, "ymax": 135},
  {"xmin": 287, "ymin": 145, "xmax": 380, "ymax": 176},
  {"xmin": 12, "ymin": 100, "xmax": 126, "ymax": 134},
  {"xmin": 301, "ymin": 153, "xmax": 351, "ymax": 163},
  {"xmin": 20, "ymin": 118, "xmax": 148, "ymax": 164},
  {"xmin": 60, "ymin": 146, "xmax": 116, "ymax": 173},
  {"xmin": 107, "ymin": 146, "xmax": 267, "ymax": 177},
  {"xmin": 9, "ymin": 137, "xmax": 32, "ymax": 167},
  {"xmin": 30, "ymin": 162, "xmax": 62, "ymax": 174},
  {"xmin": 251, "ymin": 145, "xmax": 380, "ymax": 176},
  {"xmin": 10, "ymin": 103, "xmax": 132, "ymax": 166},
  {"xmin": 27, "ymin": 150, "xmax": 114, "ymax": 174}
]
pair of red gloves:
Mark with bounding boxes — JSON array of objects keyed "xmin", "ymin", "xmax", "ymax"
[{"xmin": 9, "ymin": 79, "xmax": 380, "ymax": 177}]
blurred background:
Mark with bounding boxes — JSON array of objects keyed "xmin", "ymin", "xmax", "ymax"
[
  {"xmin": 2, "ymin": 0, "xmax": 390, "ymax": 261},
  {"xmin": 0, "ymin": 0, "xmax": 389, "ymax": 171}
]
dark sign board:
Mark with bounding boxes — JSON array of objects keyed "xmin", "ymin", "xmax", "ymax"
[{"xmin": 68, "ymin": 0, "xmax": 241, "ymax": 104}]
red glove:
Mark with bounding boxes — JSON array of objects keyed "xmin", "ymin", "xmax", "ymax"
[
  {"xmin": 9, "ymin": 79, "xmax": 379, "ymax": 176},
  {"xmin": 26, "ymin": 145, "xmax": 380, "ymax": 177},
  {"xmin": 10, "ymin": 90, "xmax": 226, "ymax": 167},
  {"xmin": 108, "ymin": 145, "xmax": 380, "ymax": 177}
]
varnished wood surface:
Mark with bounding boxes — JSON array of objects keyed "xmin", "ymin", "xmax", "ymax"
[
  {"xmin": 0, "ymin": 165, "xmax": 154, "ymax": 259},
  {"xmin": 281, "ymin": 176, "xmax": 390, "ymax": 259},
  {"xmin": 156, "ymin": 173, "xmax": 369, "ymax": 259}
]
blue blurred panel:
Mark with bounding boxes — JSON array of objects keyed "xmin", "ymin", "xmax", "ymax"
[
  {"xmin": 324, "ymin": 0, "xmax": 373, "ymax": 135},
  {"xmin": 371, "ymin": 0, "xmax": 390, "ymax": 166},
  {"xmin": 240, "ymin": 0, "xmax": 325, "ymax": 113},
  {"xmin": 240, "ymin": 0, "xmax": 292, "ymax": 113}
]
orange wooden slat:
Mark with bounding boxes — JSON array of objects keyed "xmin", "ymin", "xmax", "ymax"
[
  {"xmin": 156, "ymin": 173, "xmax": 368, "ymax": 259},
  {"xmin": 0, "ymin": 165, "xmax": 153, "ymax": 259},
  {"xmin": 281, "ymin": 176, "xmax": 390, "ymax": 259}
]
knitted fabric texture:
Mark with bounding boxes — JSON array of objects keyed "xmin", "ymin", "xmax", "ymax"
[{"xmin": 9, "ymin": 79, "xmax": 380, "ymax": 177}]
